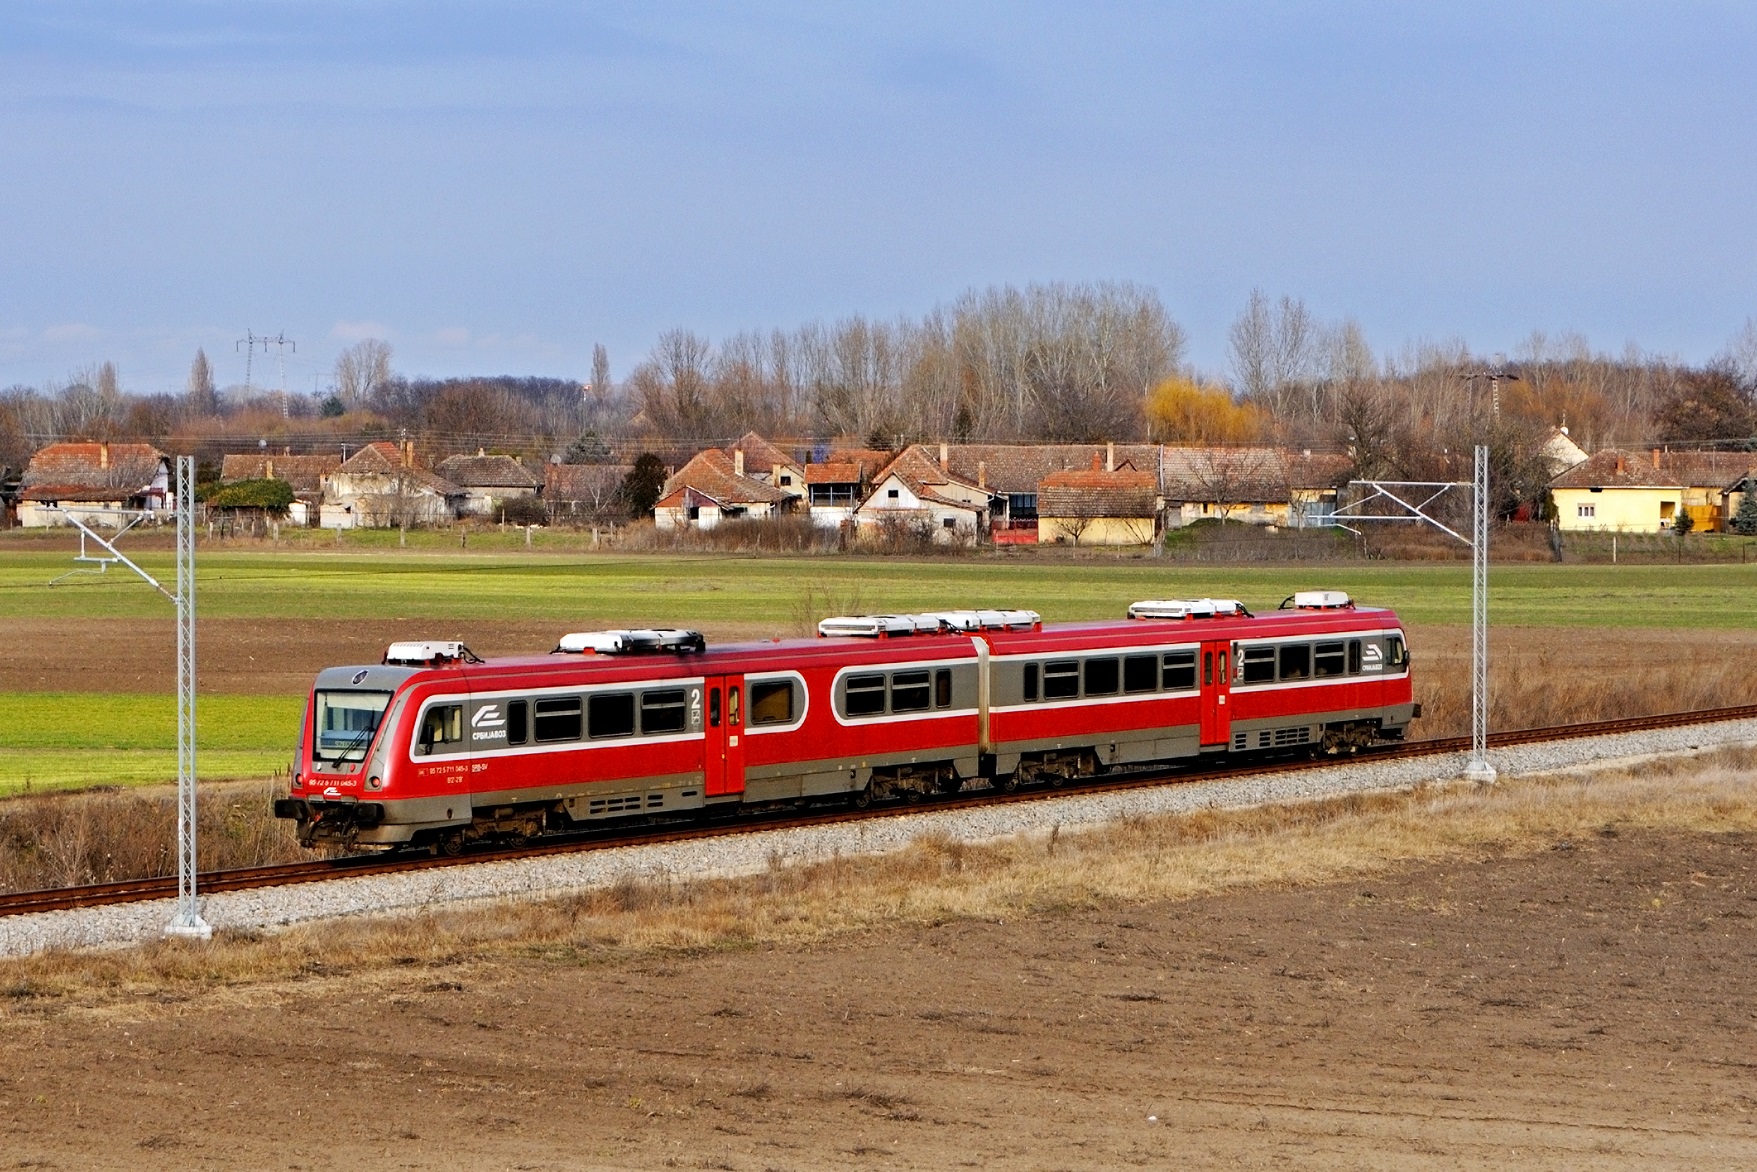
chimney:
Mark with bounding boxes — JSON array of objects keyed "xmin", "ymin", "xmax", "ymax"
[
  {"xmin": 1652, "ymin": 448, "xmax": 1661, "ymax": 470},
  {"xmin": 734, "ymin": 449, "xmax": 745, "ymax": 477},
  {"xmin": 977, "ymin": 460, "xmax": 987, "ymax": 489},
  {"xmin": 938, "ymin": 441, "xmax": 949, "ymax": 469},
  {"xmin": 402, "ymin": 440, "xmax": 413, "ymax": 468},
  {"xmin": 1105, "ymin": 442, "xmax": 1115, "ymax": 472},
  {"xmin": 1090, "ymin": 452, "xmax": 1103, "ymax": 471},
  {"xmin": 477, "ymin": 447, "xmax": 485, "ymax": 457},
  {"xmin": 1615, "ymin": 454, "xmax": 1626, "ymax": 476},
  {"xmin": 99, "ymin": 441, "xmax": 110, "ymax": 470},
  {"xmin": 265, "ymin": 459, "xmax": 274, "ymax": 480}
]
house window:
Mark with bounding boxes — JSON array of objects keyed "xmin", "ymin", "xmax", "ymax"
[
  {"xmin": 1577, "ymin": 504, "xmax": 1595, "ymax": 518},
  {"xmin": 779, "ymin": 475, "xmax": 792, "ymax": 486},
  {"xmin": 887, "ymin": 488, "xmax": 899, "ymax": 499},
  {"xmin": 943, "ymin": 517, "xmax": 957, "ymax": 528},
  {"xmin": 1007, "ymin": 493, "xmax": 1038, "ymax": 521}
]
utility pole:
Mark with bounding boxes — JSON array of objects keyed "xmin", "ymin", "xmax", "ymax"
[
  {"xmin": 46, "ymin": 459, "xmax": 211, "ymax": 936},
  {"xmin": 1331, "ymin": 445, "xmax": 1495, "ymax": 783},
  {"xmin": 237, "ymin": 331, "xmax": 296, "ymax": 415}
]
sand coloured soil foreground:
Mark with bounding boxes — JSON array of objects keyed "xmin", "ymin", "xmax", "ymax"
[{"xmin": 2, "ymin": 825, "xmax": 1753, "ymax": 1170}]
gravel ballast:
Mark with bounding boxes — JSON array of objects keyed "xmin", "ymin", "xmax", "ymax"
[{"xmin": 6, "ymin": 719, "xmax": 1756, "ymax": 959}]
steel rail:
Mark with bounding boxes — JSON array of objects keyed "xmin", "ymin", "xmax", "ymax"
[{"xmin": 6, "ymin": 703, "xmax": 1757, "ymax": 920}]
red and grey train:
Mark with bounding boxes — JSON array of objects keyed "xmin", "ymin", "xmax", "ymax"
[{"xmin": 275, "ymin": 591, "xmax": 1418, "ymax": 852}]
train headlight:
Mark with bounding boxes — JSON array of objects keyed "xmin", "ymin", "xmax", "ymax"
[{"xmin": 367, "ymin": 775, "xmax": 384, "ymax": 791}]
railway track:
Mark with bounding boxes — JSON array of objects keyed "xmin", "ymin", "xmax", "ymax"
[{"xmin": 6, "ymin": 703, "xmax": 1756, "ymax": 920}]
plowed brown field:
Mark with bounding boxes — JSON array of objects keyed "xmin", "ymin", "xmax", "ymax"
[{"xmin": 4, "ymin": 825, "xmax": 1754, "ymax": 1170}]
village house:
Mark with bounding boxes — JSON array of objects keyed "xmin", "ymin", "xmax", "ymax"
[
  {"xmin": 654, "ymin": 448, "xmax": 796, "ymax": 530},
  {"xmin": 932, "ymin": 442, "xmax": 1160, "ymax": 542},
  {"xmin": 1550, "ymin": 448, "xmax": 1755, "ymax": 533},
  {"xmin": 219, "ymin": 452, "xmax": 340, "ymax": 526},
  {"xmin": 804, "ymin": 447, "xmax": 892, "ymax": 529},
  {"xmin": 1037, "ymin": 455, "xmax": 1160, "ymax": 545},
  {"xmin": 16, "ymin": 441, "xmax": 172, "ymax": 528},
  {"xmin": 435, "ymin": 451, "xmax": 541, "ymax": 517},
  {"xmin": 726, "ymin": 432, "xmax": 806, "ymax": 500},
  {"xmin": 320, "ymin": 441, "xmax": 463, "ymax": 529},
  {"xmin": 852, "ymin": 445, "xmax": 991, "ymax": 544},
  {"xmin": 1160, "ymin": 446, "xmax": 1351, "ymax": 529}
]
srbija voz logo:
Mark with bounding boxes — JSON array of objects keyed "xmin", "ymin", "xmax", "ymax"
[{"xmin": 471, "ymin": 703, "xmax": 508, "ymax": 740}]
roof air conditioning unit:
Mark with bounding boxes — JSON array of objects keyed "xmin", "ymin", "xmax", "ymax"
[
  {"xmin": 1285, "ymin": 591, "xmax": 1353, "ymax": 610},
  {"xmin": 383, "ymin": 641, "xmax": 478, "ymax": 666},
  {"xmin": 1127, "ymin": 599, "xmax": 1248, "ymax": 621},
  {"xmin": 553, "ymin": 628, "xmax": 707, "ymax": 654}
]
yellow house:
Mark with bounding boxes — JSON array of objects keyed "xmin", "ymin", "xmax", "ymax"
[
  {"xmin": 1037, "ymin": 459, "xmax": 1160, "ymax": 546},
  {"xmin": 1550, "ymin": 449, "xmax": 1754, "ymax": 533}
]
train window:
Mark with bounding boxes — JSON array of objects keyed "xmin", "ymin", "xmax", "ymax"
[
  {"xmin": 728, "ymin": 686, "xmax": 741, "ymax": 727},
  {"xmin": 1387, "ymin": 635, "xmax": 1408, "ymax": 670},
  {"xmin": 417, "ymin": 704, "xmax": 463, "ymax": 754},
  {"xmin": 1203, "ymin": 652, "xmax": 1212, "ymax": 687},
  {"xmin": 845, "ymin": 674, "xmax": 887, "ymax": 717},
  {"xmin": 1023, "ymin": 662, "xmax": 1039, "ymax": 701},
  {"xmin": 1123, "ymin": 655, "xmax": 1157, "ymax": 693},
  {"xmin": 588, "ymin": 692, "xmax": 636, "ymax": 739},
  {"xmin": 1084, "ymin": 657, "xmax": 1119, "ymax": 696},
  {"xmin": 1043, "ymin": 660, "xmax": 1080, "ymax": 699},
  {"xmin": 1314, "ymin": 642, "xmax": 1347, "ymax": 678},
  {"xmin": 640, "ymin": 689, "xmax": 688, "ymax": 735},
  {"xmin": 935, "ymin": 668, "xmax": 952, "ymax": 709},
  {"xmin": 1163, "ymin": 650, "xmax": 1197, "ymax": 690},
  {"xmin": 750, "ymin": 680, "xmax": 794, "ymax": 725},
  {"xmin": 534, "ymin": 696, "xmax": 582, "ymax": 742},
  {"xmin": 891, "ymin": 670, "xmax": 932, "ymax": 712},
  {"xmin": 708, "ymin": 688, "xmax": 721, "ymax": 728},
  {"xmin": 506, "ymin": 699, "xmax": 529, "ymax": 746},
  {"xmin": 1240, "ymin": 646, "xmax": 1276, "ymax": 684},
  {"xmin": 313, "ymin": 690, "xmax": 391, "ymax": 763},
  {"xmin": 1348, "ymin": 640, "xmax": 1362, "ymax": 674},
  {"xmin": 1279, "ymin": 644, "xmax": 1311, "ymax": 681}
]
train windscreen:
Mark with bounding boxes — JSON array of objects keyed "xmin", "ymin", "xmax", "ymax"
[{"xmin": 313, "ymin": 690, "xmax": 392, "ymax": 764}]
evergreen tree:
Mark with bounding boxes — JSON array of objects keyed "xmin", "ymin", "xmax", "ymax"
[
  {"xmin": 619, "ymin": 453, "xmax": 668, "ymax": 518},
  {"xmin": 1732, "ymin": 479, "xmax": 1757, "ymax": 536}
]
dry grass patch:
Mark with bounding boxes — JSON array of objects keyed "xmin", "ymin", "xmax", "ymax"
[{"xmin": 5, "ymin": 746, "xmax": 1757, "ymax": 1012}]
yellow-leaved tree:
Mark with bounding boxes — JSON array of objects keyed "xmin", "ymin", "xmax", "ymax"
[{"xmin": 1146, "ymin": 376, "xmax": 1266, "ymax": 443}]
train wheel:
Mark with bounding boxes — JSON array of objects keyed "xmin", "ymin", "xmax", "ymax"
[
  {"xmin": 992, "ymin": 773, "xmax": 1018, "ymax": 794},
  {"xmin": 852, "ymin": 784, "xmax": 872, "ymax": 809},
  {"xmin": 439, "ymin": 832, "xmax": 465, "ymax": 857}
]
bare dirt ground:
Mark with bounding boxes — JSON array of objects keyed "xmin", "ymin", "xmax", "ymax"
[
  {"xmin": 3, "ymin": 825, "xmax": 1753, "ymax": 1170},
  {"xmin": 3, "ymin": 617, "xmax": 785, "ymax": 695}
]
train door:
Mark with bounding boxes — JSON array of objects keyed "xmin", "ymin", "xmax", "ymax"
[
  {"xmin": 703, "ymin": 674, "xmax": 747, "ymax": 797},
  {"xmin": 1199, "ymin": 640, "xmax": 1231, "ymax": 747}
]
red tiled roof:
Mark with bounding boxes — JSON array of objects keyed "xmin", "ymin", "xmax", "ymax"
[
  {"xmin": 662, "ymin": 449, "xmax": 794, "ymax": 506},
  {"xmin": 1549, "ymin": 448, "xmax": 1756, "ymax": 490},
  {"xmin": 804, "ymin": 462, "xmax": 862, "ymax": 485},
  {"xmin": 1159, "ymin": 447, "xmax": 1351, "ymax": 500},
  {"xmin": 935, "ymin": 444, "xmax": 1159, "ymax": 494},
  {"xmin": 220, "ymin": 453, "xmax": 340, "ymax": 493},
  {"xmin": 22, "ymin": 442, "xmax": 166, "ymax": 489},
  {"xmin": 436, "ymin": 454, "xmax": 540, "ymax": 489},
  {"xmin": 1038, "ymin": 465, "xmax": 1157, "ymax": 518},
  {"xmin": 731, "ymin": 432, "xmax": 801, "ymax": 473}
]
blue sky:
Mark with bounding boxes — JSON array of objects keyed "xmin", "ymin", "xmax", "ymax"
[{"xmin": 1, "ymin": 2, "xmax": 1753, "ymax": 392}]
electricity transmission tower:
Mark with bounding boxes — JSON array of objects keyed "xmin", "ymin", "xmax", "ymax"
[{"xmin": 237, "ymin": 331, "xmax": 296, "ymax": 416}]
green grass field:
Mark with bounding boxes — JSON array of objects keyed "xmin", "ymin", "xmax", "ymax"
[
  {"xmin": 4, "ymin": 543, "xmax": 1756, "ymax": 794},
  {"xmin": 0, "ymin": 693, "xmax": 304, "ymax": 793},
  {"xmin": 4, "ymin": 546, "xmax": 1757, "ymax": 628}
]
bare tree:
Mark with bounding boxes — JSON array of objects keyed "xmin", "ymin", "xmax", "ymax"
[
  {"xmin": 334, "ymin": 339, "xmax": 393, "ymax": 408},
  {"xmin": 1228, "ymin": 290, "xmax": 1319, "ymax": 424},
  {"xmin": 1724, "ymin": 317, "xmax": 1757, "ymax": 388}
]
